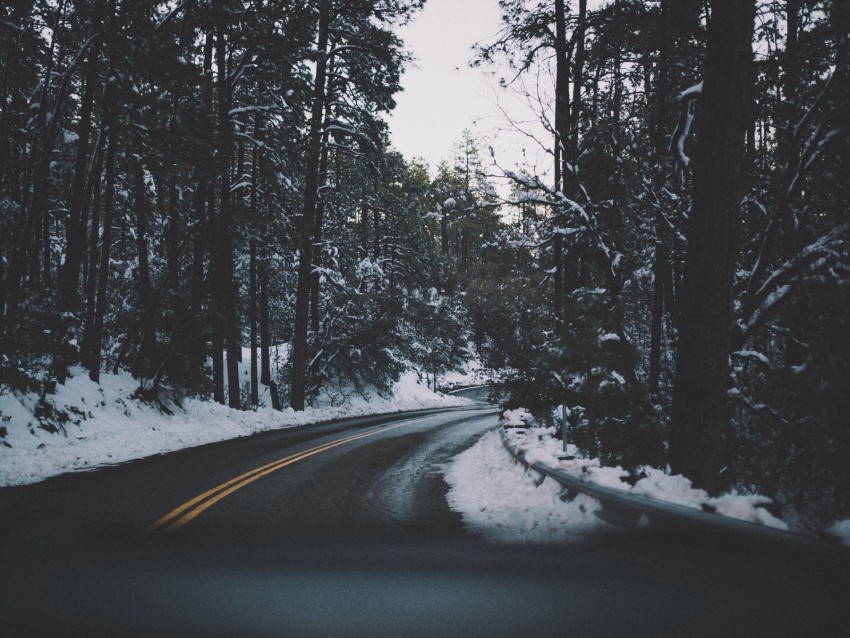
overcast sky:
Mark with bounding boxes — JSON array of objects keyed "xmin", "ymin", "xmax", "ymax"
[{"xmin": 386, "ymin": 0, "xmax": 554, "ymax": 182}]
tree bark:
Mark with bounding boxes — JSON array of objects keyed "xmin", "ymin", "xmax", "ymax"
[
  {"xmin": 89, "ymin": 130, "xmax": 116, "ymax": 383},
  {"xmin": 80, "ymin": 132, "xmax": 105, "ymax": 368},
  {"xmin": 166, "ymin": 177, "xmax": 179, "ymax": 292},
  {"xmin": 59, "ymin": 8, "xmax": 101, "ymax": 313},
  {"xmin": 554, "ymin": 0, "xmax": 571, "ymax": 193},
  {"xmin": 648, "ymin": 224, "xmax": 666, "ymax": 394},
  {"xmin": 209, "ymin": 185, "xmax": 224, "ymax": 404},
  {"xmin": 647, "ymin": 0, "xmax": 674, "ymax": 396},
  {"xmin": 568, "ymin": 0, "xmax": 587, "ymax": 194},
  {"xmin": 260, "ymin": 250, "xmax": 271, "ymax": 385},
  {"xmin": 291, "ymin": 1, "xmax": 330, "ymax": 411},
  {"xmin": 669, "ymin": 0, "xmax": 755, "ymax": 493},
  {"xmin": 216, "ymin": 3, "xmax": 241, "ymax": 410},
  {"xmin": 553, "ymin": 232, "xmax": 563, "ymax": 322},
  {"xmin": 131, "ymin": 159, "xmax": 154, "ymax": 380},
  {"xmin": 310, "ymin": 114, "xmax": 331, "ymax": 334},
  {"xmin": 250, "ymin": 238, "xmax": 258, "ymax": 405}
]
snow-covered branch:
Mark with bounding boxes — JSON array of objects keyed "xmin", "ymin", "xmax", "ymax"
[{"xmin": 669, "ymin": 81, "xmax": 702, "ymax": 175}]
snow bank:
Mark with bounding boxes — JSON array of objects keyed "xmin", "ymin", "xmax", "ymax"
[
  {"xmin": 0, "ymin": 367, "xmax": 469, "ymax": 487},
  {"xmin": 505, "ymin": 422, "xmax": 788, "ymax": 531},
  {"xmin": 826, "ymin": 519, "xmax": 850, "ymax": 546},
  {"xmin": 444, "ymin": 431, "xmax": 616, "ymax": 543},
  {"xmin": 501, "ymin": 407, "xmax": 533, "ymax": 427}
]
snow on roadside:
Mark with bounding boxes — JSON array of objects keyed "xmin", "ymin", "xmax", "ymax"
[
  {"xmin": 505, "ymin": 424, "xmax": 789, "ymax": 531},
  {"xmin": 443, "ymin": 430, "xmax": 617, "ymax": 543},
  {"xmin": 826, "ymin": 519, "xmax": 850, "ymax": 546},
  {"xmin": 0, "ymin": 367, "xmax": 470, "ymax": 487}
]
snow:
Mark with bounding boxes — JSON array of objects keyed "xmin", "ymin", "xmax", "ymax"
[
  {"xmin": 632, "ymin": 467, "xmax": 709, "ymax": 507},
  {"xmin": 609, "ymin": 371, "xmax": 626, "ymax": 385},
  {"xmin": 503, "ymin": 422, "xmax": 789, "ymax": 531},
  {"xmin": 0, "ymin": 364, "xmax": 470, "ymax": 488},
  {"xmin": 826, "ymin": 519, "xmax": 850, "ymax": 546},
  {"xmin": 712, "ymin": 492, "xmax": 787, "ymax": 530},
  {"xmin": 732, "ymin": 350, "xmax": 771, "ymax": 366},
  {"xmin": 439, "ymin": 354, "xmax": 493, "ymax": 390},
  {"xmin": 501, "ymin": 408, "xmax": 533, "ymax": 427},
  {"xmin": 444, "ymin": 431, "xmax": 616, "ymax": 543},
  {"xmin": 677, "ymin": 80, "xmax": 704, "ymax": 101}
]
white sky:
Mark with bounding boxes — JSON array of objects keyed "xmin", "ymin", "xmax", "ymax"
[{"xmin": 386, "ymin": 0, "xmax": 554, "ymax": 183}]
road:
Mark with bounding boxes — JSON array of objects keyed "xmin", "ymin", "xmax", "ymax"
[{"xmin": 1, "ymin": 394, "xmax": 849, "ymax": 637}]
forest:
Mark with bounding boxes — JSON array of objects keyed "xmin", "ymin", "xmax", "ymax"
[{"xmin": 0, "ymin": 0, "xmax": 848, "ymax": 530}]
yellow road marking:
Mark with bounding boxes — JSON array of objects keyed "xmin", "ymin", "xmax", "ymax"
[{"xmin": 147, "ymin": 420, "xmax": 414, "ymax": 536}]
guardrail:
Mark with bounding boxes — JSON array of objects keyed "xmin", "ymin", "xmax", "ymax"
[{"xmin": 499, "ymin": 426, "xmax": 848, "ymax": 555}]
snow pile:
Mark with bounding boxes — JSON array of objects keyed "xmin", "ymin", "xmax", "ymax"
[
  {"xmin": 501, "ymin": 407, "xmax": 533, "ymax": 427},
  {"xmin": 502, "ymin": 424, "xmax": 631, "ymax": 490},
  {"xmin": 826, "ymin": 519, "xmax": 850, "ymax": 546},
  {"xmin": 444, "ymin": 431, "xmax": 616, "ymax": 543},
  {"xmin": 505, "ymin": 423, "xmax": 789, "ymax": 531},
  {"xmin": 631, "ymin": 467, "xmax": 709, "ymax": 506},
  {"xmin": 0, "ymin": 367, "xmax": 470, "ymax": 487}
]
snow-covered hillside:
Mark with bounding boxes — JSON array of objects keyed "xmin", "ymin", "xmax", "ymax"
[{"xmin": 0, "ymin": 363, "xmax": 470, "ymax": 487}]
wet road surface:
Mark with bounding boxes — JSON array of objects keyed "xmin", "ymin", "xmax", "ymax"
[{"xmin": 1, "ymin": 398, "xmax": 849, "ymax": 637}]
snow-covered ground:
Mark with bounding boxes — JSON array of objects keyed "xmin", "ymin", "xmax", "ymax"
[
  {"xmin": 444, "ymin": 430, "xmax": 617, "ymax": 543},
  {"xmin": 827, "ymin": 519, "xmax": 850, "ymax": 546},
  {"xmin": 0, "ymin": 362, "xmax": 469, "ymax": 487},
  {"xmin": 502, "ymin": 418, "xmax": 789, "ymax": 530},
  {"xmin": 442, "ymin": 408, "xmax": 800, "ymax": 543}
]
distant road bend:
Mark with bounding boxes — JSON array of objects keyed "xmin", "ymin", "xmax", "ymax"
[{"xmin": 1, "ymin": 391, "xmax": 849, "ymax": 637}]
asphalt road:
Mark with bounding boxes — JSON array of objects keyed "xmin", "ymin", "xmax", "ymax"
[{"xmin": 1, "ymin": 395, "xmax": 849, "ymax": 637}]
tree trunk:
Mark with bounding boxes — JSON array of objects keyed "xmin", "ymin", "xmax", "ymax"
[
  {"xmin": 166, "ymin": 177, "xmax": 180, "ymax": 292},
  {"xmin": 250, "ymin": 238, "xmax": 258, "ymax": 405},
  {"xmin": 669, "ymin": 0, "xmax": 755, "ymax": 493},
  {"xmin": 291, "ymin": 1, "xmax": 330, "ymax": 411},
  {"xmin": 310, "ymin": 118, "xmax": 331, "ymax": 334},
  {"xmin": 647, "ymin": 0, "xmax": 674, "ymax": 396},
  {"xmin": 30, "ymin": 0, "xmax": 65, "ymax": 291},
  {"xmin": 89, "ymin": 131, "xmax": 116, "ymax": 383},
  {"xmin": 59, "ymin": 10, "xmax": 100, "ymax": 313},
  {"xmin": 260, "ymin": 250, "xmax": 271, "ymax": 385},
  {"xmin": 778, "ymin": 0, "xmax": 802, "ymax": 259},
  {"xmin": 209, "ymin": 186, "xmax": 224, "ymax": 404},
  {"xmin": 131, "ymin": 159, "xmax": 154, "ymax": 379},
  {"xmin": 568, "ymin": 0, "xmax": 588, "ymax": 195},
  {"xmin": 553, "ymin": 232, "xmax": 563, "ymax": 322},
  {"xmin": 554, "ymin": 0, "xmax": 571, "ymax": 192},
  {"xmin": 190, "ymin": 178, "xmax": 207, "ymax": 317},
  {"xmin": 215, "ymin": 2, "xmax": 241, "ymax": 410},
  {"xmin": 80, "ymin": 132, "xmax": 105, "ymax": 368},
  {"xmin": 373, "ymin": 205, "xmax": 380, "ymax": 261},
  {"xmin": 648, "ymin": 223, "xmax": 666, "ymax": 394}
]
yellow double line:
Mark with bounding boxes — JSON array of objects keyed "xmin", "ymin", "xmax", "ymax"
[{"xmin": 147, "ymin": 420, "xmax": 413, "ymax": 537}]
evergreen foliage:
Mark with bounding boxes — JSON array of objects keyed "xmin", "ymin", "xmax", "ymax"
[{"xmin": 1, "ymin": 0, "xmax": 848, "ymax": 528}]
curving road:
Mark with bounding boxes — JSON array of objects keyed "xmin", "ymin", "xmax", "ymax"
[{"xmin": 1, "ymin": 396, "xmax": 849, "ymax": 637}]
